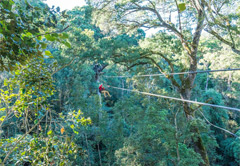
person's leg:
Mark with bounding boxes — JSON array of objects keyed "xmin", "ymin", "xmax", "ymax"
[
  {"xmin": 102, "ymin": 90, "xmax": 111, "ymax": 97},
  {"xmin": 103, "ymin": 91, "xmax": 107, "ymax": 97},
  {"xmin": 106, "ymin": 91, "xmax": 111, "ymax": 97},
  {"xmin": 102, "ymin": 90, "xmax": 107, "ymax": 97}
]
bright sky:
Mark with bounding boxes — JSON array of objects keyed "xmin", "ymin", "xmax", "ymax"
[
  {"xmin": 44, "ymin": 0, "xmax": 157, "ymax": 36},
  {"xmin": 44, "ymin": 0, "xmax": 86, "ymax": 10}
]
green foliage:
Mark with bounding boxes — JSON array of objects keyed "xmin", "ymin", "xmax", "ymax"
[
  {"xmin": 0, "ymin": 59, "xmax": 54, "ymax": 127},
  {"xmin": 0, "ymin": 58, "xmax": 91, "ymax": 165},
  {"xmin": 0, "ymin": 1, "xmax": 240, "ymax": 165},
  {"xmin": 0, "ymin": 134, "xmax": 84, "ymax": 165},
  {"xmin": 178, "ymin": 3, "xmax": 186, "ymax": 12},
  {"xmin": 0, "ymin": 0, "xmax": 70, "ymax": 71},
  {"xmin": 60, "ymin": 110, "xmax": 92, "ymax": 135}
]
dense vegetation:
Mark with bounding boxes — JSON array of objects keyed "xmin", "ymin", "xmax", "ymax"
[{"xmin": 0, "ymin": 0, "xmax": 240, "ymax": 165}]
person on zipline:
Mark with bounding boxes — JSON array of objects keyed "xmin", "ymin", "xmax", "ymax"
[{"xmin": 99, "ymin": 84, "xmax": 111, "ymax": 97}]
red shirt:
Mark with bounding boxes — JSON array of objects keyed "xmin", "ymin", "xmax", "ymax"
[{"xmin": 99, "ymin": 84, "xmax": 105, "ymax": 92}]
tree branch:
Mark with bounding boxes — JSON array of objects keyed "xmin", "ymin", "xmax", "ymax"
[
  {"xmin": 174, "ymin": 0, "xmax": 182, "ymax": 34},
  {"xmin": 52, "ymin": 56, "xmax": 77, "ymax": 75},
  {"xmin": 127, "ymin": 62, "xmax": 149, "ymax": 70},
  {"xmin": 128, "ymin": 2, "xmax": 193, "ymax": 56},
  {"xmin": 141, "ymin": 56, "xmax": 180, "ymax": 88},
  {"xmin": 150, "ymin": 51, "xmax": 175, "ymax": 73},
  {"xmin": 192, "ymin": 1, "xmax": 205, "ymax": 55},
  {"xmin": 205, "ymin": 28, "xmax": 240, "ymax": 55},
  {"xmin": 33, "ymin": 25, "xmax": 70, "ymax": 39}
]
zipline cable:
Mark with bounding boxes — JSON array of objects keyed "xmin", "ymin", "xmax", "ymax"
[
  {"xmin": 106, "ymin": 85, "xmax": 240, "ymax": 113},
  {"xmin": 104, "ymin": 68, "xmax": 240, "ymax": 78}
]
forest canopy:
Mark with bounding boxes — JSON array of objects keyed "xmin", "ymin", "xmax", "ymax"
[{"xmin": 0, "ymin": 0, "xmax": 240, "ymax": 165}]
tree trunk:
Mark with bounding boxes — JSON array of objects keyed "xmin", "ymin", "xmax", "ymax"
[
  {"xmin": 205, "ymin": 73, "xmax": 209, "ymax": 91},
  {"xmin": 84, "ymin": 133, "xmax": 91, "ymax": 166},
  {"xmin": 97, "ymin": 142, "xmax": 103, "ymax": 166},
  {"xmin": 180, "ymin": 90, "xmax": 210, "ymax": 166},
  {"xmin": 178, "ymin": 4, "xmax": 210, "ymax": 162},
  {"xmin": 227, "ymin": 72, "xmax": 232, "ymax": 91},
  {"xmin": 174, "ymin": 110, "xmax": 180, "ymax": 166},
  {"xmin": 96, "ymin": 73, "xmax": 102, "ymax": 120},
  {"xmin": 179, "ymin": 55, "xmax": 209, "ymax": 165}
]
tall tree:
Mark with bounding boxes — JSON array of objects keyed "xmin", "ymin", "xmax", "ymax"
[{"xmin": 88, "ymin": 0, "xmax": 212, "ymax": 164}]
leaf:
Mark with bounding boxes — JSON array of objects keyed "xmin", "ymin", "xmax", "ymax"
[
  {"xmin": 63, "ymin": 41, "xmax": 71, "ymax": 48},
  {"xmin": 9, "ymin": 0, "xmax": 14, "ymax": 5},
  {"xmin": 178, "ymin": 3, "xmax": 186, "ymax": 12},
  {"xmin": 41, "ymin": 42, "xmax": 47, "ymax": 49},
  {"xmin": 73, "ymin": 130, "xmax": 79, "ymax": 134},
  {"xmin": 34, "ymin": 7, "xmax": 41, "ymax": 11},
  {"xmin": 45, "ymin": 50, "xmax": 52, "ymax": 55},
  {"xmin": 47, "ymin": 130, "xmax": 53, "ymax": 135},
  {"xmin": 34, "ymin": 120, "xmax": 38, "ymax": 124},
  {"xmin": 45, "ymin": 34, "xmax": 56, "ymax": 41},
  {"xmin": 61, "ymin": 32, "xmax": 69, "ymax": 39},
  {"xmin": 56, "ymin": 7, "xmax": 60, "ymax": 12},
  {"xmin": 0, "ymin": 108, "xmax": 6, "ymax": 111},
  {"xmin": 15, "ymin": 70, "xmax": 20, "ymax": 75},
  {"xmin": 62, "ymin": 10, "xmax": 67, "ymax": 15},
  {"xmin": 70, "ymin": 124, "xmax": 74, "ymax": 129},
  {"xmin": 3, "ymin": 80, "xmax": 8, "ymax": 86},
  {"xmin": 0, "ymin": 116, "xmax": 6, "ymax": 122},
  {"xmin": 60, "ymin": 20, "xmax": 67, "ymax": 25},
  {"xmin": 37, "ymin": 35, "xmax": 42, "ymax": 40},
  {"xmin": 25, "ymin": 32, "xmax": 32, "ymax": 37},
  {"xmin": 61, "ymin": 127, "xmax": 65, "ymax": 134}
]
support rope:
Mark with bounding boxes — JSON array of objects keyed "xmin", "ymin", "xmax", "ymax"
[
  {"xmin": 106, "ymin": 85, "xmax": 240, "ymax": 113},
  {"xmin": 199, "ymin": 111, "xmax": 238, "ymax": 137},
  {"xmin": 104, "ymin": 68, "xmax": 240, "ymax": 78}
]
